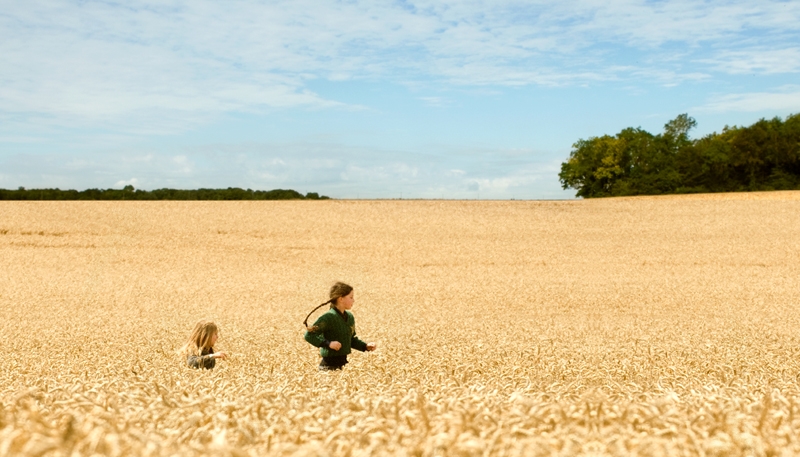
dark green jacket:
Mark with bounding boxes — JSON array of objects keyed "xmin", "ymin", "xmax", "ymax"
[
  {"xmin": 304, "ymin": 308, "xmax": 368, "ymax": 357},
  {"xmin": 187, "ymin": 347, "xmax": 215, "ymax": 370}
]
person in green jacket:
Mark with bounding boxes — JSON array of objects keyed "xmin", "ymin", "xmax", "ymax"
[{"xmin": 304, "ymin": 282, "xmax": 377, "ymax": 370}]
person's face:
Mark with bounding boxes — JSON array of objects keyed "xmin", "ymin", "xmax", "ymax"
[
  {"xmin": 338, "ymin": 291, "xmax": 354, "ymax": 310},
  {"xmin": 210, "ymin": 331, "xmax": 218, "ymax": 347}
]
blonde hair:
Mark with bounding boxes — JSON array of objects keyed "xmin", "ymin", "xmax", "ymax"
[{"xmin": 180, "ymin": 320, "xmax": 219, "ymax": 357}]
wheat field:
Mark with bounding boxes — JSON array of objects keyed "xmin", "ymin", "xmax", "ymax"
[{"xmin": 2, "ymin": 192, "xmax": 800, "ymax": 456}]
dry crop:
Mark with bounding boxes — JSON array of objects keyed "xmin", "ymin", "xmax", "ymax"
[{"xmin": 2, "ymin": 192, "xmax": 800, "ymax": 456}]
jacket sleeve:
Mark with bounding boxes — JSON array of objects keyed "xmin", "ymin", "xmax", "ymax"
[
  {"xmin": 187, "ymin": 354, "xmax": 216, "ymax": 369},
  {"xmin": 350, "ymin": 316, "xmax": 368, "ymax": 352},
  {"xmin": 304, "ymin": 315, "xmax": 329, "ymax": 348},
  {"xmin": 351, "ymin": 333, "xmax": 368, "ymax": 352}
]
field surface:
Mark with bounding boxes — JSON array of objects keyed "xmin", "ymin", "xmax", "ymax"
[{"xmin": 2, "ymin": 192, "xmax": 800, "ymax": 456}]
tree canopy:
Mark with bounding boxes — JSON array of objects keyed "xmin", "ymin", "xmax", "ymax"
[
  {"xmin": 0, "ymin": 187, "xmax": 330, "ymax": 200},
  {"xmin": 559, "ymin": 113, "xmax": 800, "ymax": 198}
]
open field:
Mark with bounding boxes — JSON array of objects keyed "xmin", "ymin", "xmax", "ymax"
[{"xmin": 2, "ymin": 192, "xmax": 800, "ymax": 456}]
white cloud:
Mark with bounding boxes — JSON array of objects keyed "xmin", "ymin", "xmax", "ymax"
[
  {"xmin": 172, "ymin": 155, "xmax": 193, "ymax": 174},
  {"xmin": 1, "ymin": 1, "xmax": 798, "ymax": 199},
  {"xmin": 470, "ymin": 176, "xmax": 536, "ymax": 192},
  {"xmin": 561, "ymin": 0, "xmax": 800, "ymax": 47},
  {"xmin": 1, "ymin": 139, "xmax": 568, "ymax": 198},
  {"xmin": 695, "ymin": 86, "xmax": 800, "ymax": 113},
  {"xmin": 702, "ymin": 48, "xmax": 800, "ymax": 75},
  {"xmin": 114, "ymin": 178, "xmax": 140, "ymax": 188},
  {"xmin": 419, "ymin": 96, "xmax": 448, "ymax": 107},
  {"xmin": 2, "ymin": 0, "xmax": 799, "ymax": 134}
]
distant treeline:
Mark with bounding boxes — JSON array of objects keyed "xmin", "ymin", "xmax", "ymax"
[
  {"xmin": 0, "ymin": 186, "xmax": 330, "ymax": 200},
  {"xmin": 559, "ymin": 113, "xmax": 800, "ymax": 198}
]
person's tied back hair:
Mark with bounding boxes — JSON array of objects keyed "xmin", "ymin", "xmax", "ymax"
[
  {"xmin": 180, "ymin": 320, "xmax": 219, "ymax": 357},
  {"xmin": 303, "ymin": 282, "xmax": 354, "ymax": 331}
]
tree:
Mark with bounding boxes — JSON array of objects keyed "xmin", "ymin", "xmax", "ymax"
[
  {"xmin": 559, "ymin": 135, "xmax": 621, "ymax": 198},
  {"xmin": 663, "ymin": 114, "xmax": 697, "ymax": 146},
  {"xmin": 560, "ymin": 113, "xmax": 800, "ymax": 198}
]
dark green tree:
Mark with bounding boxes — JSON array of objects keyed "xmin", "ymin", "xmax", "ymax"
[{"xmin": 561, "ymin": 113, "xmax": 800, "ymax": 197}]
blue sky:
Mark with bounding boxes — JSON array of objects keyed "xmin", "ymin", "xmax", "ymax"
[{"xmin": 2, "ymin": 1, "xmax": 799, "ymax": 199}]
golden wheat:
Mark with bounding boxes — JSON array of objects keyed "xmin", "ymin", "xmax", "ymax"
[{"xmin": 2, "ymin": 192, "xmax": 800, "ymax": 456}]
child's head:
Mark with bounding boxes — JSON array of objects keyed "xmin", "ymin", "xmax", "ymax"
[
  {"xmin": 329, "ymin": 282, "xmax": 353, "ymax": 307},
  {"xmin": 186, "ymin": 320, "xmax": 219, "ymax": 352},
  {"xmin": 304, "ymin": 282, "xmax": 355, "ymax": 331}
]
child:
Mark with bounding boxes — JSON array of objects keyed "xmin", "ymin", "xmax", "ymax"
[
  {"xmin": 304, "ymin": 282, "xmax": 377, "ymax": 370},
  {"xmin": 181, "ymin": 320, "xmax": 228, "ymax": 369}
]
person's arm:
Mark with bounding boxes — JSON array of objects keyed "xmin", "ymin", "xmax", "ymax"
[
  {"xmin": 187, "ymin": 354, "xmax": 202, "ymax": 368},
  {"xmin": 347, "ymin": 312, "xmax": 371, "ymax": 351},
  {"xmin": 187, "ymin": 354, "xmax": 217, "ymax": 369},
  {"xmin": 304, "ymin": 317, "xmax": 330, "ymax": 348},
  {"xmin": 351, "ymin": 329, "xmax": 369, "ymax": 352}
]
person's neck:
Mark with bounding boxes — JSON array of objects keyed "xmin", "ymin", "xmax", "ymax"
[{"xmin": 334, "ymin": 304, "xmax": 347, "ymax": 314}]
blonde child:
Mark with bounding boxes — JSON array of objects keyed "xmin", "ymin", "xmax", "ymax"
[{"xmin": 181, "ymin": 320, "xmax": 228, "ymax": 369}]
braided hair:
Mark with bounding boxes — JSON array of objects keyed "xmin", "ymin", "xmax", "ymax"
[{"xmin": 303, "ymin": 282, "xmax": 354, "ymax": 331}]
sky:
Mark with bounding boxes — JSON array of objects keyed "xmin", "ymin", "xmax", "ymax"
[{"xmin": 2, "ymin": 0, "xmax": 800, "ymax": 199}]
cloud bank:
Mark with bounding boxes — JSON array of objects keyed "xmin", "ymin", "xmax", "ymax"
[
  {"xmin": 2, "ymin": 0, "xmax": 799, "ymax": 130},
  {"xmin": 2, "ymin": 1, "xmax": 799, "ymax": 198}
]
